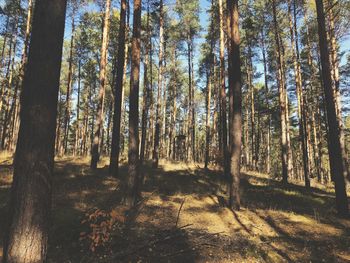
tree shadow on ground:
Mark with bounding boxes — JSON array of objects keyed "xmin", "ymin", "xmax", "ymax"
[{"xmin": 1, "ymin": 158, "xmax": 350, "ymax": 262}]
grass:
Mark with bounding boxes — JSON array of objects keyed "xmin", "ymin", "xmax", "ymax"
[{"xmin": 0, "ymin": 156, "xmax": 350, "ymax": 262}]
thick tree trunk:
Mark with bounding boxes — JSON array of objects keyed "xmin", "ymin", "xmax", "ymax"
[
  {"xmin": 327, "ymin": 0, "xmax": 349, "ymax": 180},
  {"xmin": 109, "ymin": 0, "xmax": 127, "ymax": 176},
  {"xmin": 3, "ymin": 0, "xmax": 67, "ymax": 261},
  {"xmin": 227, "ymin": 0, "xmax": 242, "ymax": 210},
  {"xmin": 91, "ymin": 0, "xmax": 111, "ymax": 169},
  {"xmin": 315, "ymin": 0, "xmax": 348, "ymax": 217},
  {"xmin": 124, "ymin": 0, "xmax": 142, "ymax": 206}
]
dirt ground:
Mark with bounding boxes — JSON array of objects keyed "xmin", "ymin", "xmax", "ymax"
[{"xmin": 1, "ymin": 154, "xmax": 350, "ymax": 262}]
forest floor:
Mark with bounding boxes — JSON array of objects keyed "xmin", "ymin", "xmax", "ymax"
[{"xmin": 1, "ymin": 154, "xmax": 350, "ymax": 262}]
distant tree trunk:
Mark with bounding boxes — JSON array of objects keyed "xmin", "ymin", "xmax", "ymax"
[
  {"xmin": 152, "ymin": 0, "xmax": 164, "ymax": 168},
  {"xmin": 109, "ymin": 0, "xmax": 127, "ymax": 176},
  {"xmin": 303, "ymin": 3, "xmax": 324, "ymax": 182},
  {"xmin": 124, "ymin": 0, "xmax": 142, "ymax": 206},
  {"xmin": 227, "ymin": 0, "xmax": 242, "ymax": 210},
  {"xmin": 186, "ymin": 38, "xmax": 194, "ymax": 162},
  {"xmin": 74, "ymin": 59, "xmax": 81, "ymax": 156},
  {"xmin": 63, "ymin": 15, "xmax": 75, "ymax": 154},
  {"xmin": 288, "ymin": 0, "xmax": 310, "ymax": 187},
  {"xmin": 260, "ymin": 22, "xmax": 271, "ymax": 174},
  {"xmin": 10, "ymin": 0, "xmax": 34, "ymax": 151},
  {"xmin": 0, "ymin": 16, "xmax": 9, "ymax": 67},
  {"xmin": 272, "ymin": 0, "xmax": 289, "ymax": 183},
  {"xmin": 1, "ymin": 15, "xmax": 19, "ymax": 150},
  {"xmin": 91, "ymin": 0, "xmax": 111, "ymax": 169},
  {"xmin": 147, "ymin": 36, "xmax": 154, "ymax": 160},
  {"xmin": 162, "ymin": 41, "xmax": 168, "ymax": 159},
  {"xmin": 3, "ymin": 0, "xmax": 67, "ymax": 261},
  {"xmin": 246, "ymin": 45, "xmax": 256, "ymax": 170},
  {"xmin": 315, "ymin": 0, "xmax": 348, "ymax": 217},
  {"xmin": 140, "ymin": 3, "xmax": 151, "ymax": 164},
  {"xmin": 219, "ymin": 0, "xmax": 229, "ymax": 179},
  {"xmin": 170, "ymin": 49, "xmax": 177, "ymax": 160},
  {"xmin": 205, "ymin": 71, "xmax": 212, "ymax": 169}
]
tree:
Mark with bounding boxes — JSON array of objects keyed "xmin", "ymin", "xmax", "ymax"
[
  {"xmin": 315, "ymin": 0, "xmax": 348, "ymax": 217},
  {"xmin": 3, "ymin": 0, "xmax": 67, "ymax": 261},
  {"xmin": 91, "ymin": 0, "xmax": 111, "ymax": 169},
  {"xmin": 227, "ymin": 0, "xmax": 242, "ymax": 210},
  {"xmin": 124, "ymin": 0, "xmax": 142, "ymax": 206},
  {"xmin": 175, "ymin": 0, "xmax": 200, "ymax": 162},
  {"xmin": 109, "ymin": 0, "xmax": 128, "ymax": 176},
  {"xmin": 152, "ymin": 0, "xmax": 165, "ymax": 168}
]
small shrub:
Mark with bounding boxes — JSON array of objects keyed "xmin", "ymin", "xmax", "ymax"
[{"xmin": 80, "ymin": 208, "xmax": 125, "ymax": 252}]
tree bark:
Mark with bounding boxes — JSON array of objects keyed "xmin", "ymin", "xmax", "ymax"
[
  {"xmin": 152, "ymin": 0, "xmax": 164, "ymax": 168},
  {"xmin": 315, "ymin": 0, "xmax": 348, "ymax": 217},
  {"xmin": 109, "ymin": 0, "xmax": 127, "ymax": 176},
  {"xmin": 124, "ymin": 0, "xmax": 142, "ymax": 206},
  {"xmin": 288, "ymin": 0, "xmax": 310, "ymax": 187},
  {"xmin": 272, "ymin": 0, "xmax": 289, "ymax": 184},
  {"xmin": 227, "ymin": 0, "xmax": 242, "ymax": 210},
  {"xmin": 63, "ymin": 15, "xmax": 75, "ymax": 154},
  {"xmin": 3, "ymin": 0, "xmax": 67, "ymax": 261},
  {"xmin": 140, "ymin": 3, "xmax": 151, "ymax": 164},
  {"xmin": 91, "ymin": 0, "xmax": 111, "ymax": 169}
]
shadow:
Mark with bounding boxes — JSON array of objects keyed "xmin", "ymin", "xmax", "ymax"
[{"xmin": 1, "ymin": 157, "xmax": 349, "ymax": 262}]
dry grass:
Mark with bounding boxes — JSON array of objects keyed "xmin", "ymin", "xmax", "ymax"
[{"xmin": 1, "ymin": 155, "xmax": 350, "ymax": 262}]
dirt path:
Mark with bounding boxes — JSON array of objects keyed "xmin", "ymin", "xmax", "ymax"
[{"xmin": 1, "ymin": 157, "xmax": 350, "ymax": 262}]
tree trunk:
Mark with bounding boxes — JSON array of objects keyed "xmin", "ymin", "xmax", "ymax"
[
  {"xmin": 288, "ymin": 0, "xmax": 310, "ymax": 187},
  {"xmin": 74, "ymin": 59, "xmax": 81, "ymax": 156},
  {"xmin": 63, "ymin": 15, "xmax": 75, "ymax": 155},
  {"xmin": 260, "ymin": 22, "xmax": 271, "ymax": 174},
  {"xmin": 140, "ymin": 3, "xmax": 151, "ymax": 164},
  {"xmin": 205, "ymin": 71, "xmax": 212, "ymax": 169},
  {"xmin": 315, "ymin": 0, "xmax": 348, "ymax": 216},
  {"xmin": 152, "ymin": 0, "xmax": 164, "ymax": 168},
  {"xmin": 109, "ymin": 0, "xmax": 127, "ymax": 176},
  {"xmin": 219, "ymin": 0, "xmax": 229, "ymax": 179},
  {"xmin": 227, "ymin": 0, "xmax": 242, "ymax": 210},
  {"xmin": 124, "ymin": 0, "xmax": 142, "ymax": 206},
  {"xmin": 3, "ymin": 0, "xmax": 67, "ymax": 261},
  {"xmin": 272, "ymin": 0, "xmax": 289, "ymax": 183},
  {"xmin": 91, "ymin": 0, "xmax": 111, "ymax": 169}
]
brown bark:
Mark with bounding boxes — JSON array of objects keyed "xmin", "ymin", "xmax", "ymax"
[
  {"xmin": 109, "ymin": 0, "xmax": 127, "ymax": 176},
  {"xmin": 140, "ymin": 3, "xmax": 151, "ymax": 164},
  {"xmin": 205, "ymin": 71, "xmax": 212, "ymax": 169},
  {"xmin": 9, "ymin": 0, "xmax": 34, "ymax": 151},
  {"xmin": 63, "ymin": 15, "xmax": 75, "ymax": 154},
  {"xmin": 272, "ymin": 0, "xmax": 289, "ymax": 183},
  {"xmin": 260, "ymin": 21, "xmax": 271, "ymax": 174},
  {"xmin": 152, "ymin": 0, "xmax": 164, "ymax": 168},
  {"xmin": 327, "ymin": 0, "xmax": 349, "ymax": 180},
  {"xmin": 219, "ymin": 0, "xmax": 229, "ymax": 179},
  {"xmin": 91, "ymin": 0, "xmax": 111, "ymax": 169},
  {"xmin": 3, "ymin": 0, "xmax": 67, "ymax": 261},
  {"xmin": 315, "ymin": 0, "xmax": 348, "ymax": 217},
  {"xmin": 288, "ymin": 0, "xmax": 310, "ymax": 187},
  {"xmin": 227, "ymin": 0, "xmax": 242, "ymax": 210},
  {"xmin": 124, "ymin": 0, "xmax": 142, "ymax": 206}
]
